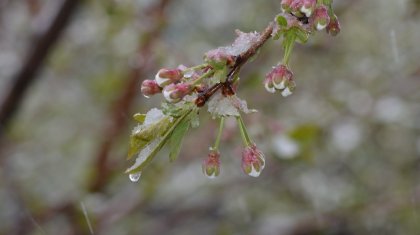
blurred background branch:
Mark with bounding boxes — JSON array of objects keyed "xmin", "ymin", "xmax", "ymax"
[{"xmin": 0, "ymin": 0, "xmax": 81, "ymax": 141}]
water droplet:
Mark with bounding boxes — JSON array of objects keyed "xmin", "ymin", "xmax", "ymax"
[{"xmin": 129, "ymin": 172, "xmax": 142, "ymax": 182}]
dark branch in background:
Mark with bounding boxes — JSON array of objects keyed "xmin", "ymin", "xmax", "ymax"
[
  {"xmin": 6, "ymin": 1, "xmax": 172, "ymax": 234},
  {"xmin": 0, "ymin": 0, "xmax": 81, "ymax": 140},
  {"xmin": 195, "ymin": 22, "xmax": 274, "ymax": 107},
  {"xmin": 88, "ymin": 0, "xmax": 171, "ymax": 192}
]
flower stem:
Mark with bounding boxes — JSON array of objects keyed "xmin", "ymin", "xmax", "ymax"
[
  {"xmin": 282, "ymin": 33, "xmax": 296, "ymax": 65},
  {"xmin": 213, "ymin": 117, "xmax": 225, "ymax": 150},
  {"xmin": 184, "ymin": 63, "xmax": 208, "ymax": 73},
  {"xmin": 236, "ymin": 115, "xmax": 252, "ymax": 146},
  {"xmin": 191, "ymin": 70, "xmax": 214, "ymax": 86}
]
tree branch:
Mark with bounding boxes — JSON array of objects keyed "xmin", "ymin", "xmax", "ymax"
[
  {"xmin": 0, "ymin": 0, "xmax": 81, "ymax": 139},
  {"xmin": 195, "ymin": 22, "xmax": 274, "ymax": 107}
]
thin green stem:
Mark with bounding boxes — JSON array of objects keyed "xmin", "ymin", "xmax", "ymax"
[
  {"xmin": 213, "ymin": 117, "xmax": 225, "ymax": 150},
  {"xmin": 282, "ymin": 34, "xmax": 296, "ymax": 65},
  {"xmin": 183, "ymin": 63, "xmax": 208, "ymax": 73},
  {"xmin": 191, "ymin": 70, "xmax": 214, "ymax": 86},
  {"xmin": 236, "ymin": 115, "xmax": 252, "ymax": 146}
]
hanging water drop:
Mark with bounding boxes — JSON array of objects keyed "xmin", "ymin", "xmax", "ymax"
[{"xmin": 129, "ymin": 172, "xmax": 142, "ymax": 182}]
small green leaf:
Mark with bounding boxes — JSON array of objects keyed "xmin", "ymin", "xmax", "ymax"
[
  {"xmin": 133, "ymin": 113, "xmax": 146, "ymax": 123},
  {"xmin": 127, "ymin": 137, "xmax": 148, "ymax": 159},
  {"xmin": 168, "ymin": 115, "xmax": 191, "ymax": 162},
  {"xmin": 127, "ymin": 116, "xmax": 173, "ymax": 159},
  {"xmin": 276, "ymin": 15, "xmax": 288, "ymax": 28},
  {"xmin": 126, "ymin": 109, "xmax": 194, "ymax": 174}
]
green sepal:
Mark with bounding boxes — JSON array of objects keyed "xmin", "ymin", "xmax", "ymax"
[
  {"xmin": 214, "ymin": 66, "xmax": 228, "ymax": 83},
  {"xmin": 276, "ymin": 15, "xmax": 288, "ymax": 28}
]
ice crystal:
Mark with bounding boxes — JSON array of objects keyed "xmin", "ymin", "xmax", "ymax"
[{"xmin": 207, "ymin": 93, "xmax": 256, "ymax": 118}]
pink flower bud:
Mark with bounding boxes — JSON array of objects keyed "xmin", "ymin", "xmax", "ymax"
[
  {"xmin": 155, "ymin": 68, "xmax": 183, "ymax": 87},
  {"xmin": 140, "ymin": 80, "xmax": 161, "ymax": 98},
  {"xmin": 264, "ymin": 76, "xmax": 276, "ymax": 93},
  {"xmin": 264, "ymin": 65, "xmax": 295, "ymax": 96},
  {"xmin": 326, "ymin": 15, "xmax": 341, "ymax": 36},
  {"xmin": 281, "ymin": 0, "xmax": 293, "ymax": 12},
  {"xmin": 241, "ymin": 144, "xmax": 265, "ymax": 177},
  {"xmin": 300, "ymin": 0, "xmax": 316, "ymax": 17},
  {"xmin": 202, "ymin": 149, "xmax": 221, "ymax": 179},
  {"xmin": 311, "ymin": 6, "xmax": 330, "ymax": 31},
  {"xmin": 162, "ymin": 83, "xmax": 192, "ymax": 103}
]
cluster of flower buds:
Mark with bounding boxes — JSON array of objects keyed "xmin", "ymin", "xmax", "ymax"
[
  {"xmin": 281, "ymin": 0, "xmax": 316, "ymax": 17},
  {"xmin": 202, "ymin": 148, "xmax": 221, "ymax": 179},
  {"xmin": 141, "ymin": 67, "xmax": 197, "ymax": 103},
  {"xmin": 241, "ymin": 144, "xmax": 266, "ymax": 177},
  {"xmin": 280, "ymin": 0, "xmax": 340, "ymax": 34},
  {"xmin": 264, "ymin": 64, "xmax": 295, "ymax": 97}
]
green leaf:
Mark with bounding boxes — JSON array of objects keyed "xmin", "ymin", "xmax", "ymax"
[
  {"xmin": 133, "ymin": 113, "xmax": 146, "ymax": 123},
  {"xmin": 127, "ymin": 116, "xmax": 173, "ymax": 159},
  {"xmin": 276, "ymin": 15, "xmax": 288, "ymax": 28},
  {"xmin": 127, "ymin": 137, "xmax": 148, "ymax": 159},
  {"xmin": 126, "ymin": 109, "xmax": 193, "ymax": 174},
  {"xmin": 168, "ymin": 115, "xmax": 191, "ymax": 162}
]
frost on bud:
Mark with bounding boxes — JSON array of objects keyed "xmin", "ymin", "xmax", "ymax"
[
  {"xmin": 163, "ymin": 83, "xmax": 192, "ymax": 103},
  {"xmin": 311, "ymin": 6, "xmax": 330, "ymax": 31},
  {"xmin": 202, "ymin": 149, "xmax": 221, "ymax": 179},
  {"xmin": 205, "ymin": 48, "xmax": 235, "ymax": 68},
  {"xmin": 141, "ymin": 80, "xmax": 161, "ymax": 98},
  {"xmin": 326, "ymin": 15, "xmax": 341, "ymax": 36},
  {"xmin": 264, "ymin": 64, "xmax": 295, "ymax": 96},
  {"xmin": 241, "ymin": 144, "xmax": 265, "ymax": 177},
  {"xmin": 155, "ymin": 68, "xmax": 183, "ymax": 87}
]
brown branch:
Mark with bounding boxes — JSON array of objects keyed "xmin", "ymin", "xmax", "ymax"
[
  {"xmin": 88, "ymin": 0, "xmax": 172, "ymax": 192},
  {"xmin": 0, "ymin": 0, "xmax": 81, "ymax": 140},
  {"xmin": 195, "ymin": 22, "xmax": 274, "ymax": 107}
]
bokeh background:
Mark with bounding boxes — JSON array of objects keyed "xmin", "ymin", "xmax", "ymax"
[{"xmin": 1, "ymin": 0, "xmax": 420, "ymax": 234}]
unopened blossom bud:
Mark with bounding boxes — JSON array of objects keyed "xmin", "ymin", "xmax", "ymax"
[
  {"xmin": 326, "ymin": 15, "xmax": 341, "ymax": 36},
  {"xmin": 202, "ymin": 149, "xmax": 221, "ymax": 179},
  {"xmin": 163, "ymin": 83, "xmax": 192, "ymax": 103},
  {"xmin": 264, "ymin": 64, "xmax": 295, "ymax": 96},
  {"xmin": 155, "ymin": 68, "xmax": 183, "ymax": 87},
  {"xmin": 300, "ymin": 0, "xmax": 316, "ymax": 17},
  {"xmin": 141, "ymin": 80, "xmax": 161, "ymax": 98},
  {"xmin": 242, "ymin": 144, "xmax": 265, "ymax": 177},
  {"xmin": 311, "ymin": 6, "xmax": 330, "ymax": 31}
]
